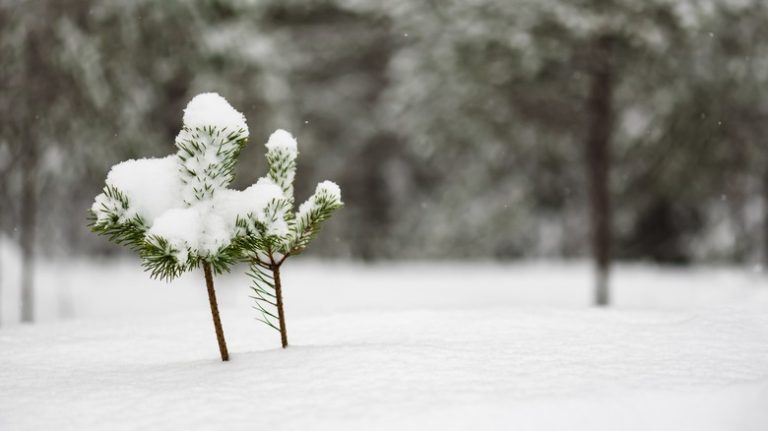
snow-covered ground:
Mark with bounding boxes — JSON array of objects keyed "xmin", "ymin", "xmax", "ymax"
[{"xmin": 1, "ymin": 253, "xmax": 768, "ymax": 430}]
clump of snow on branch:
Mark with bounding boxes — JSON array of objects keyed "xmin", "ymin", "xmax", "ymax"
[
  {"xmin": 147, "ymin": 205, "xmax": 231, "ymax": 263},
  {"xmin": 91, "ymin": 155, "xmax": 183, "ymax": 226},
  {"xmin": 315, "ymin": 180, "xmax": 342, "ymax": 202},
  {"xmin": 212, "ymin": 178, "xmax": 288, "ymax": 237},
  {"xmin": 181, "ymin": 92, "xmax": 248, "ymax": 134},
  {"xmin": 290, "ymin": 181, "xmax": 343, "ymax": 251},
  {"xmin": 298, "ymin": 181, "xmax": 343, "ymax": 218},
  {"xmin": 265, "ymin": 129, "xmax": 298, "ymax": 156}
]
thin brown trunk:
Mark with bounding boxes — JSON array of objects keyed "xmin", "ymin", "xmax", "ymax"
[
  {"xmin": 272, "ymin": 264, "xmax": 289, "ymax": 348},
  {"xmin": 585, "ymin": 35, "xmax": 615, "ymax": 307},
  {"xmin": 203, "ymin": 262, "xmax": 229, "ymax": 361}
]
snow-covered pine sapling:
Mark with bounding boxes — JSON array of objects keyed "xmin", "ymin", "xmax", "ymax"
[
  {"xmin": 90, "ymin": 93, "xmax": 283, "ymax": 362},
  {"xmin": 238, "ymin": 130, "xmax": 342, "ymax": 348}
]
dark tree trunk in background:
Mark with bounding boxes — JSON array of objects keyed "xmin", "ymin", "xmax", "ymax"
[
  {"xmin": 17, "ymin": 21, "xmax": 47, "ymax": 324},
  {"xmin": 20, "ymin": 141, "xmax": 38, "ymax": 323},
  {"xmin": 763, "ymin": 168, "xmax": 768, "ymax": 267},
  {"xmin": 0, "ymin": 181, "xmax": 4, "ymax": 327},
  {"xmin": 0, "ymin": 220, "xmax": 3, "ymax": 327},
  {"xmin": 350, "ymin": 133, "xmax": 396, "ymax": 260},
  {"xmin": 584, "ymin": 35, "xmax": 615, "ymax": 307}
]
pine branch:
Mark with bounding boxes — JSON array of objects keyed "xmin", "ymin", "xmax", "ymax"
[
  {"xmin": 89, "ymin": 215, "xmax": 147, "ymax": 251},
  {"xmin": 89, "ymin": 185, "xmax": 149, "ymax": 250},
  {"xmin": 267, "ymin": 149, "xmax": 296, "ymax": 202},
  {"xmin": 247, "ymin": 261, "xmax": 281, "ymax": 332},
  {"xmin": 288, "ymin": 190, "xmax": 343, "ymax": 255},
  {"xmin": 176, "ymin": 125, "xmax": 248, "ymax": 203},
  {"xmin": 265, "ymin": 131, "xmax": 298, "ymax": 202},
  {"xmin": 207, "ymin": 245, "xmax": 240, "ymax": 275},
  {"xmin": 140, "ymin": 235, "xmax": 191, "ymax": 281}
]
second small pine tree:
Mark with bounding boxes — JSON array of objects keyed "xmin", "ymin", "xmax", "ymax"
[{"xmin": 237, "ymin": 130, "xmax": 343, "ymax": 348}]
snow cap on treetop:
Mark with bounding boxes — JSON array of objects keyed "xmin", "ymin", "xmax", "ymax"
[
  {"xmin": 265, "ymin": 129, "xmax": 298, "ymax": 156},
  {"xmin": 182, "ymin": 92, "xmax": 248, "ymax": 135},
  {"xmin": 316, "ymin": 180, "xmax": 342, "ymax": 203}
]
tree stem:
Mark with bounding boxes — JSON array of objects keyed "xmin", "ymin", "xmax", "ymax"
[
  {"xmin": 203, "ymin": 262, "xmax": 229, "ymax": 361},
  {"xmin": 272, "ymin": 264, "xmax": 289, "ymax": 348},
  {"xmin": 20, "ymin": 140, "xmax": 37, "ymax": 323},
  {"xmin": 585, "ymin": 34, "xmax": 615, "ymax": 307}
]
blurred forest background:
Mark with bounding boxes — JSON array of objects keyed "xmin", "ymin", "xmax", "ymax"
[{"xmin": 2, "ymin": 0, "xmax": 768, "ymax": 316}]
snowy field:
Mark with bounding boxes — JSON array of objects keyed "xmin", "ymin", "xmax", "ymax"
[{"xmin": 1, "ymin": 251, "xmax": 768, "ymax": 430}]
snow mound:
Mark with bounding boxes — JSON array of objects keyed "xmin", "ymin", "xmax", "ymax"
[{"xmin": 1, "ymin": 306, "xmax": 767, "ymax": 430}]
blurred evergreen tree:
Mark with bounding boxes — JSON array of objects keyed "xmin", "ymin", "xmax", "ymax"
[{"xmin": 1, "ymin": 0, "xmax": 767, "ymax": 297}]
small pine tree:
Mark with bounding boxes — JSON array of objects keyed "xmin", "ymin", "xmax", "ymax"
[
  {"xmin": 237, "ymin": 130, "xmax": 343, "ymax": 348},
  {"xmin": 91, "ymin": 93, "xmax": 342, "ymax": 357},
  {"xmin": 90, "ymin": 93, "xmax": 292, "ymax": 361}
]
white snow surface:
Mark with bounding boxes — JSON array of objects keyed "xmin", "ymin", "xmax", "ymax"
[
  {"xmin": 1, "ymin": 260, "xmax": 768, "ymax": 430},
  {"xmin": 182, "ymin": 92, "xmax": 248, "ymax": 134},
  {"xmin": 92, "ymin": 155, "xmax": 183, "ymax": 225}
]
